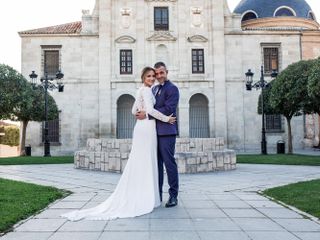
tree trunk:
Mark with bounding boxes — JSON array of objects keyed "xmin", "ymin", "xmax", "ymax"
[
  {"xmin": 19, "ymin": 120, "xmax": 28, "ymax": 156},
  {"xmin": 286, "ymin": 117, "xmax": 293, "ymax": 154}
]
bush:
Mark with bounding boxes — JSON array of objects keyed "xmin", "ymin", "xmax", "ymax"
[{"xmin": 0, "ymin": 126, "xmax": 19, "ymax": 146}]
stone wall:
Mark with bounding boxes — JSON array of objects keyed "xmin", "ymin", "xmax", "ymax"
[
  {"xmin": 75, "ymin": 137, "xmax": 236, "ymax": 174},
  {"xmin": 0, "ymin": 144, "xmax": 19, "ymax": 157}
]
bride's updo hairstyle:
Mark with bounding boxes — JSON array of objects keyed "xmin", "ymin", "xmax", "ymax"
[{"xmin": 141, "ymin": 67, "xmax": 155, "ymax": 83}]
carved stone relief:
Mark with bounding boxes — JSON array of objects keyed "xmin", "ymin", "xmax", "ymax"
[
  {"xmin": 187, "ymin": 35, "xmax": 208, "ymax": 43},
  {"xmin": 147, "ymin": 31, "xmax": 177, "ymax": 41},
  {"xmin": 121, "ymin": 8, "xmax": 132, "ymax": 29},
  {"xmin": 191, "ymin": 7, "xmax": 203, "ymax": 27},
  {"xmin": 115, "ymin": 35, "xmax": 136, "ymax": 44}
]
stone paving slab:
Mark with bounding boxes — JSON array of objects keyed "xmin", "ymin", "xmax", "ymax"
[
  {"xmin": 48, "ymin": 232, "xmax": 102, "ymax": 240},
  {"xmin": 246, "ymin": 231, "xmax": 301, "ymax": 240},
  {"xmin": 294, "ymin": 232, "xmax": 320, "ymax": 240},
  {"xmin": 198, "ymin": 231, "xmax": 251, "ymax": 240},
  {"xmin": 99, "ymin": 232, "xmax": 149, "ymax": 240},
  {"xmin": 0, "ymin": 164, "xmax": 320, "ymax": 240},
  {"xmin": 0, "ymin": 232, "xmax": 53, "ymax": 240},
  {"xmin": 14, "ymin": 219, "xmax": 66, "ymax": 232}
]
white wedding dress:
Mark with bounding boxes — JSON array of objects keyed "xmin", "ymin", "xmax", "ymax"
[{"xmin": 61, "ymin": 86, "xmax": 170, "ymax": 221}]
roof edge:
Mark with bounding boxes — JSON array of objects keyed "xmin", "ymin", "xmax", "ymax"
[{"xmin": 18, "ymin": 21, "xmax": 82, "ymax": 35}]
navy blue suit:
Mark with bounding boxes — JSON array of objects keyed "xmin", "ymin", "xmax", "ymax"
[{"xmin": 152, "ymin": 80, "xmax": 179, "ymax": 199}]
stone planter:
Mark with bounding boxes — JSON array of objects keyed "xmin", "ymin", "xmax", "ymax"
[{"xmin": 74, "ymin": 138, "xmax": 236, "ymax": 174}]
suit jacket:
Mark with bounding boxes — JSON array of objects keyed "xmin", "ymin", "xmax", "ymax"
[{"xmin": 153, "ymin": 80, "xmax": 179, "ymax": 136}]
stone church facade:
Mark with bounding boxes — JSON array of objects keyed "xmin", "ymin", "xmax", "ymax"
[{"xmin": 19, "ymin": 0, "xmax": 320, "ymax": 155}]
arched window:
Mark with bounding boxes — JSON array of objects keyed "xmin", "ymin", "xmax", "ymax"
[
  {"xmin": 189, "ymin": 94, "xmax": 209, "ymax": 138},
  {"xmin": 308, "ymin": 11, "xmax": 316, "ymax": 20},
  {"xmin": 117, "ymin": 94, "xmax": 136, "ymax": 139},
  {"xmin": 274, "ymin": 7, "xmax": 295, "ymax": 17},
  {"xmin": 242, "ymin": 11, "xmax": 258, "ymax": 22}
]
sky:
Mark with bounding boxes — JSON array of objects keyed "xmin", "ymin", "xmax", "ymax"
[{"xmin": 0, "ymin": 0, "xmax": 319, "ymax": 72}]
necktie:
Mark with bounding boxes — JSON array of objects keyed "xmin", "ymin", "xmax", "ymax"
[
  {"xmin": 152, "ymin": 86, "xmax": 157, "ymax": 96},
  {"xmin": 155, "ymin": 85, "xmax": 163, "ymax": 96}
]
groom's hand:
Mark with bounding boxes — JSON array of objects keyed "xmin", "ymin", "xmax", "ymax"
[{"xmin": 135, "ymin": 111, "xmax": 147, "ymax": 120}]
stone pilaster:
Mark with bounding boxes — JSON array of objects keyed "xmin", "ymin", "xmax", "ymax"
[
  {"xmin": 211, "ymin": 0, "xmax": 227, "ymax": 139},
  {"xmin": 98, "ymin": 0, "xmax": 113, "ymax": 137}
]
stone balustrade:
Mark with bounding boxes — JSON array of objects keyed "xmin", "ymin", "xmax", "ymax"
[{"xmin": 74, "ymin": 138, "xmax": 236, "ymax": 174}]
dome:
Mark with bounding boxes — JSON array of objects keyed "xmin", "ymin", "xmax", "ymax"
[{"xmin": 234, "ymin": 0, "xmax": 315, "ymax": 21}]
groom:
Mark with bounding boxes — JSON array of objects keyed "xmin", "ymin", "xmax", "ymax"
[{"xmin": 136, "ymin": 62, "xmax": 179, "ymax": 208}]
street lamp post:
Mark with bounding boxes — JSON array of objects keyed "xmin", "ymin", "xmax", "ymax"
[
  {"xmin": 29, "ymin": 70, "xmax": 64, "ymax": 157},
  {"xmin": 245, "ymin": 66, "xmax": 277, "ymax": 155}
]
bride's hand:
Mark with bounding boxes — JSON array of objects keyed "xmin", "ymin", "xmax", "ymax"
[
  {"xmin": 135, "ymin": 111, "xmax": 147, "ymax": 120},
  {"xmin": 168, "ymin": 114, "xmax": 176, "ymax": 124}
]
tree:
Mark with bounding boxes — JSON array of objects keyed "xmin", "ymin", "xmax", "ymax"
[
  {"xmin": 0, "ymin": 64, "xmax": 27, "ymax": 118},
  {"xmin": 257, "ymin": 81, "xmax": 279, "ymax": 115},
  {"xmin": 307, "ymin": 57, "xmax": 320, "ymax": 148},
  {"xmin": 0, "ymin": 64, "xmax": 58, "ymax": 155},
  {"xmin": 270, "ymin": 59, "xmax": 315, "ymax": 154}
]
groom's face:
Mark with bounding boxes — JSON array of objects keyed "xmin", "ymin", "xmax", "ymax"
[{"xmin": 155, "ymin": 66, "xmax": 168, "ymax": 84}]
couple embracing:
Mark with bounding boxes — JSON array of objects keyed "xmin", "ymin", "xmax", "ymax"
[{"xmin": 62, "ymin": 62, "xmax": 179, "ymax": 221}]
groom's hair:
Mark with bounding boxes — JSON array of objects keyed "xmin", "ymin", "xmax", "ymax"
[{"xmin": 154, "ymin": 62, "xmax": 167, "ymax": 69}]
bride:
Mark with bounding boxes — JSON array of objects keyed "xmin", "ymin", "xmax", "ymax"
[{"xmin": 61, "ymin": 67, "xmax": 176, "ymax": 221}]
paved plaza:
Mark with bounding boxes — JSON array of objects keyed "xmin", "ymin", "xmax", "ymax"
[{"xmin": 0, "ymin": 163, "xmax": 320, "ymax": 240}]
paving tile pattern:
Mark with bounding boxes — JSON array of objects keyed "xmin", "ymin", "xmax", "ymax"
[{"xmin": 0, "ymin": 163, "xmax": 320, "ymax": 240}]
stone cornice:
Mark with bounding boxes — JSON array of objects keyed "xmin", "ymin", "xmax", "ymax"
[
  {"xmin": 147, "ymin": 31, "xmax": 177, "ymax": 41},
  {"xmin": 115, "ymin": 35, "xmax": 136, "ymax": 43}
]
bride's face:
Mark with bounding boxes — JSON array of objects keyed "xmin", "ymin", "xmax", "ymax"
[{"xmin": 143, "ymin": 70, "xmax": 156, "ymax": 87}]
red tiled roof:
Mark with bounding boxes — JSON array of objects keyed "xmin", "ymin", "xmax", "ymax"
[{"xmin": 19, "ymin": 21, "xmax": 82, "ymax": 35}]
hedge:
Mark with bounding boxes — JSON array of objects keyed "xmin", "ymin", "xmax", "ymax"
[{"xmin": 0, "ymin": 126, "xmax": 19, "ymax": 146}]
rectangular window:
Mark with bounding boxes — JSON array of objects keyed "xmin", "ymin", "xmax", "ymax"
[
  {"xmin": 42, "ymin": 117, "xmax": 60, "ymax": 143},
  {"xmin": 263, "ymin": 48, "xmax": 279, "ymax": 74},
  {"xmin": 154, "ymin": 7, "xmax": 169, "ymax": 31},
  {"xmin": 266, "ymin": 114, "xmax": 282, "ymax": 132},
  {"xmin": 120, "ymin": 50, "xmax": 133, "ymax": 74},
  {"xmin": 41, "ymin": 45, "xmax": 61, "ymax": 78},
  {"xmin": 44, "ymin": 50, "xmax": 60, "ymax": 77},
  {"xmin": 192, "ymin": 49, "xmax": 205, "ymax": 74}
]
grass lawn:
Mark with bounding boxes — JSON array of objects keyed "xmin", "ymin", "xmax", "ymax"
[
  {"xmin": 0, "ymin": 178, "xmax": 70, "ymax": 233},
  {"xmin": 263, "ymin": 179, "xmax": 320, "ymax": 219},
  {"xmin": 0, "ymin": 156, "xmax": 73, "ymax": 165},
  {"xmin": 237, "ymin": 154, "xmax": 320, "ymax": 166}
]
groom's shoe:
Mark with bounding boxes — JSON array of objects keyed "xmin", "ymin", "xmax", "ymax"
[{"xmin": 165, "ymin": 196, "xmax": 178, "ymax": 208}]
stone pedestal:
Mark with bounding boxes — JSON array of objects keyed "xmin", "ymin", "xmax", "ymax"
[{"xmin": 74, "ymin": 137, "xmax": 236, "ymax": 174}]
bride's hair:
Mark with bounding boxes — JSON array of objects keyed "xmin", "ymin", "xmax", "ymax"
[{"xmin": 141, "ymin": 67, "xmax": 155, "ymax": 83}]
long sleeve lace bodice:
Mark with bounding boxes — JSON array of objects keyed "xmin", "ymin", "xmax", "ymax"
[{"xmin": 132, "ymin": 86, "xmax": 170, "ymax": 123}]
